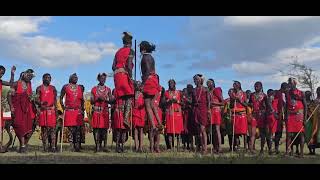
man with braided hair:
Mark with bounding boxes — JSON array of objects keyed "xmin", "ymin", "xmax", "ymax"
[
  {"xmin": 140, "ymin": 40, "xmax": 163, "ymax": 153},
  {"xmin": 229, "ymin": 81, "xmax": 248, "ymax": 152},
  {"xmin": 249, "ymin": 81, "xmax": 268, "ymax": 155},
  {"xmin": 207, "ymin": 78, "xmax": 223, "ymax": 153}
]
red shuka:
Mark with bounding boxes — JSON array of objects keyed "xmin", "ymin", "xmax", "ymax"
[
  {"xmin": 267, "ymin": 94, "xmax": 281, "ymax": 133},
  {"xmin": 38, "ymin": 85, "xmax": 56, "ymax": 128},
  {"xmin": 12, "ymin": 81, "xmax": 34, "ymax": 137},
  {"xmin": 64, "ymin": 84, "xmax": 84, "ymax": 127},
  {"xmin": 113, "ymin": 47, "xmax": 134, "ymax": 98},
  {"xmin": 230, "ymin": 90, "xmax": 248, "ymax": 135},
  {"xmin": 143, "ymin": 73, "xmax": 161, "ymax": 96},
  {"xmin": 91, "ymin": 85, "xmax": 110, "ymax": 129},
  {"xmin": 193, "ymin": 86, "xmax": 209, "ymax": 127},
  {"xmin": 132, "ymin": 92, "xmax": 145, "ymax": 128},
  {"xmin": 209, "ymin": 87, "xmax": 223, "ymax": 125},
  {"xmin": 286, "ymin": 89, "xmax": 305, "ymax": 133},
  {"xmin": 112, "ymin": 89, "xmax": 131, "ymax": 130},
  {"xmin": 165, "ymin": 90, "xmax": 183, "ymax": 134},
  {"xmin": 250, "ymin": 92, "xmax": 267, "ymax": 128}
]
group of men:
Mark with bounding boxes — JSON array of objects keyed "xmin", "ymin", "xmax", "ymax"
[{"xmin": 0, "ymin": 32, "xmax": 320, "ymax": 157}]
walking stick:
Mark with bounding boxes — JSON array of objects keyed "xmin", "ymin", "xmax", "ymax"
[
  {"xmin": 172, "ymin": 102, "xmax": 175, "ymax": 153},
  {"xmin": 12, "ymin": 135, "xmax": 16, "ymax": 149},
  {"xmin": 134, "ymin": 39, "xmax": 137, "ymax": 105},
  {"xmin": 110, "ymin": 129, "xmax": 113, "ymax": 151},
  {"xmin": 132, "ymin": 39, "xmax": 136, "ymax": 152},
  {"xmin": 60, "ymin": 110, "xmax": 66, "ymax": 153},
  {"xmin": 210, "ymin": 111, "xmax": 213, "ymax": 154},
  {"xmin": 289, "ymin": 103, "xmax": 320, "ymax": 148},
  {"xmin": 231, "ymin": 100, "xmax": 236, "ymax": 156},
  {"xmin": 130, "ymin": 105, "xmax": 133, "ymax": 152}
]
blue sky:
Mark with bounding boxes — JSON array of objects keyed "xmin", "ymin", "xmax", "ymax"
[{"xmin": 1, "ymin": 16, "xmax": 320, "ymax": 97}]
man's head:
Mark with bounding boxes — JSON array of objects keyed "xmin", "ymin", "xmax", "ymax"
[
  {"xmin": 207, "ymin": 79, "xmax": 215, "ymax": 89},
  {"xmin": 245, "ymin": 90, "xmax": 251, "ymax": 98},
  {"xmin": 288, "ymin": 77, "xmax": 297, "ymax": 89},
  {"xmin": 42, "ymin": 73, "xmax": 51, "ymax": 85},
  {"xmin": 186, "ymin": 84, "xmax": 193, "ymax": 94},
  {"xmin": 134, "ymin": 81, "xmax": 142, "ymax": 91},
  {"xmin": 254, "ymin": 81, "xmax": 263, "ymax": 92},
  {"xmin": 182, "ymin": 88, "xmax": 187, "ymax": 95},
  {"xmin": 233, "ymin": 81, "xmax": 241, "ymax": 90},
  {"xmin": 139, "ymin": 41, "xmax": 156, "ymax": 54},
  {"xmin": 305, "ymin": 90, "xmax": 312, "ymax": 101},
  {"xmin": 317, "ymin": 87, "xmax": 320, "ymax": 97},
  {"xmin": 97, "ymin": 73, "xmax": 107, "ymax": 85},
  {"xmin": 122, "ymin": 32, "xmax": 132, "ymax": 46},
  {"xmin": 193, "ymin": 74, "xmax": 204, "ymax": 86},
  {"xmin": 168, "ymin": 79, "xmax": 176, "ymax": 90},
  {"xmin": 228, "ymin": 88, "xmax": 234, "ymax": 97},
  {"xmin": 267, "ymin": 89, "xmax": 274, "ymax": 96},
  {"xmin": 0, "ymin": 65, "xmax": 5, "ymax": 79},
  {"xmin": 280, "ymin": 82, "xmax": 289, "ymax": 92},
  {"xmin": 23, "ymin": 69, "xmax": 35, "ymax": 82},
  {"xmin": 69, "ymin": 73, "xmax": 78, "ymax": 84}
]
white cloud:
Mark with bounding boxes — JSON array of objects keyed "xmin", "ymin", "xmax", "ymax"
[
  {"xmin": 0, "ymin": 16, "xmax": 50, "ymax": 36},
  {"xmin": 232, "ymin": 61, "xmax": 276, "ymax": 76},
  {"xmin": 223, "ymin": 16, "xmax": 315, "ymax": 26},
  {"xmin": 185, "ymin": 16, "xmax": 320, "ymax": 75},
  {"xmin": 0, "ymin": 16, "xmax": 117, "ymax": 68}
]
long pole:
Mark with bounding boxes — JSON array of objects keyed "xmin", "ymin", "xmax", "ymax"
[
  {"xmin": 132, "ymin": 39, "xmax": 136, "ymax": 152},
  {"xmin": 134, "ymin": 40, "xmax": 137, "ymax": 106},
  {"xmin": 60, "ymin": 110, "xmax": 66, "ymax": 153},
  {"xmin": 231, "ymin": 100, "xmax": 236, "ymax": 156},
  {"xmin": 172, "ymin": 103, "xmax": 175, "ymax": 152}
]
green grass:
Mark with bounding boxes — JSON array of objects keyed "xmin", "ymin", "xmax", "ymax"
[{"xmin": 1, "ymin": 131, "xmax": 320, "ymax": 164}]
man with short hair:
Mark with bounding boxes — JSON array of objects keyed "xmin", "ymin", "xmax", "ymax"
[
  {"xmin": 36, "ymin": 73, "xmax": 58, "ymax": 152},
  {"xmin": 285, "ymin": 78, "xmax": 307, "ymax": 158},
  {"xmin": 60, "ymin": 73, "xmax": 85, "ymax": 152}
]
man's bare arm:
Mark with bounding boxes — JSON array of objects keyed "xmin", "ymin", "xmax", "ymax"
[{"xmin": 60, "ymin": 85, "xmax": 67, "ymax": 110}]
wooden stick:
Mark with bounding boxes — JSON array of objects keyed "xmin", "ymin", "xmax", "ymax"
[
  {"xmin": 60, "ymin": 110, "xmax": 66, "ymax": 153},
  {"xmin": 172, "ymin": 102, "xmax": 176, "ymax": 152},
  {"xmin": 231, "ymin": 100, "xmax": 236, "ymax": 156}
]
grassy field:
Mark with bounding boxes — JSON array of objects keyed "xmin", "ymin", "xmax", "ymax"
[{"xmin": 1, "ymin": 130, "xmax": 320, "ymax": 164}]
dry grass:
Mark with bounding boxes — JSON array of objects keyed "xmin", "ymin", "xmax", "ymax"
[{"xmin": 1, "ymin": 131, "xmax": 320, "ymax": 164}]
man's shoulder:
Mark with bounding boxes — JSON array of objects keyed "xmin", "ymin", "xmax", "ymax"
[{"xmin": 36, "ymin": 85, "xmax": 42, "ymax": 91}]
